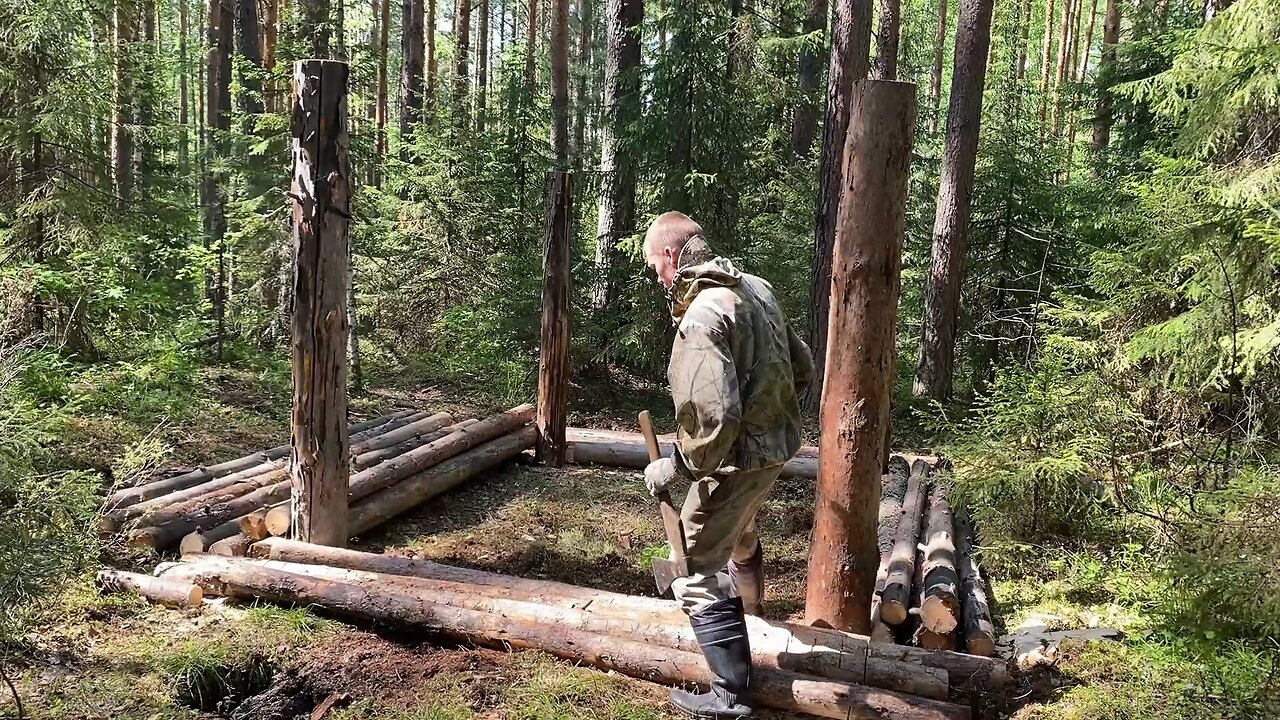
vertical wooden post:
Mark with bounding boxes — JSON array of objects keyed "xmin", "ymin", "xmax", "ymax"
[
  {"xmin": 289, "ymin": 60, "xmax": 351, "ymax": 547},
  {"xmin": 537, "ymin": 170, "xmax": 573, "ymax": 467},
  {"xmin": 804, "ymin": 79, "xmax": 917, "ymax": 633}
]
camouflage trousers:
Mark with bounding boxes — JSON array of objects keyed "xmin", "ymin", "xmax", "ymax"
[{"xmin": 670, "ymin": 464, "xmax": 784, "ymax": 614}]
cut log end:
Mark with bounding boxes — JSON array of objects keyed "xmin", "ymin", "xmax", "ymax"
[
  {"xmin": 96, "ymin": 569, "xmax": 203, "ymax": 608},
  {"xmin": 180, "ymin": 531, "xmax": 209, "ymax": 555},
  {"xmin": 919, "ymin": 596, "xmax": 960, "ymax": 634}
]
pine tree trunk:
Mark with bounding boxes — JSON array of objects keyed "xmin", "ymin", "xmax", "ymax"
[
  {"xmin": 1037, "ymin": 0, "xmax": 1055, "ymax": 129},
  {"xmin": 524, "ymin": 0, "xmax": 538, "ymax": 97},
  {"xmin": 549, "ymin": 0, "xmax": 570, "ymax": 166},
  {"xmin": 236, "ymin": 0, "xmax": 265, "ymax": 120},
  {"xmin": 112, "ymin": 0, "xmax": 135, "ymax": 206},
  {"xmin": 593, "ymin": 0, "xmax": 642, "ymax": 318},
  {"xmin": 790, "ymin": 0, "xmax": 828, "ymax": 158},
  {"xmin": 1076, "ymin": 0, "xmax": 1096, "ymax": 84},
  {"xmin": 457, "ymin": 0, "xmax": 473, "ymax": 132},
  {"xmin": 301, "ymin": 0, "xmax": 331, "ymax": 56},
  {"xmin": 807, "ymin": 0, "xmax": 873, "ymax": 410},
  {"xmin": 180, "ymin": 0, "xmax": 190, "ymax": 169},
  {"xmin": 571, "ymin": 0, "xmax": 591, "ymax": 163},
  {"xmin": 478, "ymin": 0, "xmax": 490, "ymax": 132},
  {"xmin": 912, "ymin": 0, "xmax": 995, "ymax": 400},
  {"xmin": 264, "ymin": 0, "xmax": 278, "ymax": 111},
  {"xmin": 1091, "ymin": 0, "xmax": 1118, "ymax": 157},
  {"xmin": 1016, "ymin": 0, "xmax": 1029, "ymax": 79},
  {"xmin": 375, "ymin": 0, "xmax": 390, "ymax": 182},
  {"xmin": 400, "ymin": 0, "xmax": 425, "ymax": 160},
  {"xmin": 336, "ymin": 0, "xmax": 347, "ymax": 58},
  {"xmin": 1050, "ymin": 0, "xmax": 1073, "ymax": 137},
  {"xmin": 874, "ymin": 0, "xmax": 901, "ymax": 80},
  {"xmin": 927, "ymin": 0, "xmax": 947, "ymax": 134},
  {"xmin": 427, "ymin": 0, "xmax": 438, "ymax": 100},
  {"xmin": 202, "ymin": 0, "xmax": 233, "ymax": 355}
]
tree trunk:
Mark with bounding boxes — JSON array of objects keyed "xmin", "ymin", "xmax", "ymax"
[
  {"xmin": 347, "ymin": 254, "xmax": 362, "ymax": 388},
  {"xmin": 301, "ymin": 0, "xmax": 331, "ymax": 56},
  {"xmin": 1091, "ymin": 0, "xmax": 1118, "ymax": 155},
  {"xmin": 112, "ymin": 0, "xmax": 135, "ymax": 206},
  {"xmin": 457, "ymin": 0, "xmax": 472, "ymax": 131},
  {"xmin": 879, "ymin": 460, "xmax": 929, "ymax": 623},
  {"xmin": 203, "ymin": 0, "xmax": 233, "ymax": 357},
  {"xmin": 571, "ymin": 0, "xmax": 591, "ymax": 162},
  {"xmin": 807, "ymin": 0, "xmax": 873, "ymax": 411},
  {"xmin": 1037, "ymin": 0, "xmax": 1055, "ymax": 128},
  {"xmin": 336, "ymin": 0, "xmax": 346, "ymax": 58},
  {"xmin": 537, "ymin": 172, "xmax": 573, "ymax": 466},
  {"xmin": 549, "ymin": 0, "xmax": 570, "ymax": 166},
  {"xmin": 805, "ymin": 80, "xmax": 916, "ymax": 635},
  {"xmin": 790, "ymin": 0, "xmax": 828, "ymax": 158},
  {"xmin": 917, "ymin": 485, "xmax": 960, "ymax": 634},
  {"xmin": 911, "ymin": 0, "xmax": 995, "ymax": 401},
  {"xmin": 524, "ymin": 0, "xmax": 539, "ymax": 97},
  {"xmin": 1016, "ymin": 0, "xmax": 1029, "ymax": 79},
  {"xmin": 236, "ymin": 0, "xmax": 265, "ymax": 119},
  {"xmin": 1076, "ymin": 0, "xmax": 1097, "ymax": 85},
  {"xmin": 400, "ymin": 0, "xmax": 425, "ymax": 160},
  {"xmin": 1050, "ymin": 0, "xmax": 1074, "ymax": 137},
  {"xmin": 874, "ymin": 0, "xmax": 900, "ymax": 80},
  {"xmin": 478, "ymin": 0, "xmax": 490, "ymax": 132},
  {"xmin": 163, "ymin": 557, "xmax": 969, "ymax": 720},
  {"xmin": 180, "ymin": 0, "xmax": 190, "ymax": 169},
  {"xmin": 592, "ymin": 0, "xmax": 646, "ymax": 317},
  {"xmin": 927, "ymin": 0, "xmax": 947, "ymax": 134},
  {"xmin": 375, "ymin": 0, "xmax": 390, "ymax": 184},
  {"xmin": 97, "ymin": 570, "xmax": 203, "ymax": 608},
  {"xmin": 427, "ymin": 0, "xmax": 438, "ymax": 100},
  {"xmin": 289, "ymin": 60, "xmax": 352, "ymax": 548}
]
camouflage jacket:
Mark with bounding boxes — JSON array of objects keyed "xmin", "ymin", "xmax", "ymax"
[{"xmin": 666, "ymin": 239, "xmax": 814, "ymax": 479}]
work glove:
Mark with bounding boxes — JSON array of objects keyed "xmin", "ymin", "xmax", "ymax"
[{"xmin": 644, "ymin": 456, "xmax": 681, "ymax": 497}]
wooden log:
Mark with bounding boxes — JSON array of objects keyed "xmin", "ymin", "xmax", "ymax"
[
  {"xmin": 289, "ymin": 59, "xmax": 352, "ymax": 548},
  {"xmin": 807, "ymin": 79, "xmax": 917, "ymax": 633},
  {"xmin": 162, "ymin": 557, "xmax": 968, "ymax": 719},
  {"xmin": 210, "ymin": 533, "xmax": 255, "ymax": 556},
  {"xmin": 246, "ymin": 539, "xmax": 1001, "ymax": 697},
  {"xmin": 352, "ymin": 419, "xmax": 478, "ymax": 469},
  {"xmin": 566, "ymin": 427, "xmax": 821, "ymax": 459},
  {"xmin": 882, "ymin": 460, "xmax": 931, "ymax": 625},
  {"xmin": 350, "ymin": 427, "xmax": 538, "ymax": 536},
  {"xmin": 130, "ymin": 479, "xmax": 292, "ymax": 549},
  {"xmin": 917, "ymin": 485, "xmax": 960, "ymax": 634},
  {"xmin": 953, "ymin": 510, "xmax": 995, "ymax": 657},
  {"xmin": 536, "ymin": 171, "xmax": 572, "ymax": 468},
  {"xmin": 872, "ymin": 456, "xmax": 912, "ymax": 641},
  {"xmin": 125, "ymin": 466, "xmax": 288, "ymax": 531},
  {"xmin": 265, "ymin": 503, "xmax": 292, "ymax": 536},
  {"xmin": 348, "ymin": 405, "xmax": 535, "ymax": 502},
  {"xmin": 565, "ymin": 437, "xmax": 819, "ymax": 479},
  {"xmin": 103, "ymin": 411, "xmax": 404, "ymax": 509},
  {"xmin": 239, "ymin": 501, "xmax": 287, "ymax": 540},
  {"xmin": 914, "ymin": 628, "xmax": 956, "ymax": 652},
  {"xmin": 179, "ymin": 515, "xmax": 247, "ymax": 554},
  {"xmin": 348, "ymin": 412, "xmax": 453, "ymax": 455},
  {"xmin": 96, "ymin": 569, "xmax": 203, "ymax": 607}
]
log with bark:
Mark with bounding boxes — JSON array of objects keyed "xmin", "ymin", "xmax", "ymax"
[
  {"xmin": 103, "ymin": 411, "xmax": 410, "ymax": 510},
  {"xmin": 953, "ymin": 510, "xmax": 995, "ymax": 656},
  {"xmin": 130, "ymin": 479, "xmax": 292, "ymax": 549},
  {"xmin": 247, "ymin": 538, "xmax": 1007, "ymax": 695},
  {"xmin": 97, "ymin": 569, "xmax": 203, "ymax": 607},
  {"xmin": 240, "ymin": 501, "xmax": 288, "ymax": 540},
  {"xmin": 352, "ymin": 419, "xmax": 478, "ymax": 469},
  {"xmin": 916, "ymin": 484, "xmax": 960, "ymax": 634},
  {"xmin": 348, "ymin": 412, "xmax": 453, "ymax": 456},
  {"xmin": 160, "ymin": 556, "xmax": 970, "ymax": 719},
  {"xmin": 210, "ymin": 533, "xmax": 255, "ymax": 556},
  {"xmin": 881, "ymin": 460, "xmax": 930, "ymax": 624},
  {"xmin": 872, "ymin": 455, "xmax": 912, "ymax": 641},
  {"xmin": 565, "ymin": 432, "xmax": 818, "ymax": 479},
  {"xmin": 179, "ymin": 516, "xmax": 247, "ymax": 554}
]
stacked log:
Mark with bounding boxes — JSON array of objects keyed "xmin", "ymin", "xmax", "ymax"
[
  {"xmin": 564, "ymin": 428, "xmax": 818, "ymax": 479},
  {"xmin": 107, "ymin": 405, "xmax": 537, "ymax": 552},
  {"xmin": 871, "ymin": 455, "xmax": 912, "ymax": 642},
  {"xmin": 153, "ymin": 552, "xmax": 984, "ymax": 719},
  {"xmin": 881, "ymin": 460, "xmax": 931, "ymax": 624},
  {"xmin": 953, "ymin": 510, "xmax": 996, "ymax": 656}
]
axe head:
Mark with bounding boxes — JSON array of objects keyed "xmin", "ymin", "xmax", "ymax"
[{"xmin": 651, "ymin": 557, "xmax": 684, "ymax": 595}]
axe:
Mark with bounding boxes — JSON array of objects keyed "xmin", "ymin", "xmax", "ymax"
[{"xmin": 639, "ymin": 410, "xmax": 689, "ymax": 595}]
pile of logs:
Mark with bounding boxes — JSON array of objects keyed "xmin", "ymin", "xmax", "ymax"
[
  {"xmin": 872, "ymin": 457, "xmax": 996, "ymax": 656},
  {"xmin": 100, "ymin": 538, "xmax": 1009, "ymax": 720},
  {"xmin": 100, "ymin": 405, "xmax": 538, "ymax": 553}
]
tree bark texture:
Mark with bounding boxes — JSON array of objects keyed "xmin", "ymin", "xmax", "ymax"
[
  {"xmin": 1076, "ymin": 0, "xmax": 1097, "ymax": 85},
  {"xmin": 592, "ymin": 0, "xmax": 642, "ymax": 315},
  {"xmin": 236, "ymin": 0, "xmax": 265, "ymax": 120},
  {"xmin": 790, "ymin": 0, "xmax": 828, "ymax": 158},
  {"xmin": 808, "ymin": 0, "xmax": 873, "ymax": 411},
  {"xmin": 1091, "ymin": 0, "xmax": 1118, "ymax": 153},
  {"xmin": 871, "ymin": 456, "xmax": 911, "ymax": 640},
  {"xmin": 953, "ymin": 510, "xmax": 995, "ymax": 656},
  {"xmin": 375, "ymin": 0, "xmax": 390, "ymax": 183},
  {"xmin": 1050, "ymin": 0, "xmax": 1074, "ymax": 137},
  {"xmin": 401, "ymin": 0, "xmax": 425, "ymax": 160},
  {"xmin": 1016, "ymin": 0, "xmax": 1029, "ymax": 79},
  {"xmin": 289, "ymin": 60, "xmax": 352, "ymax": 548},
  {"xmin": 549, "ymin": 0, "xmax": 570, "ymax": 166},
  {"xmin": 917, "ymin": 485, "xmax": 960, "ymax": 634},
  {"xmin": 427, "ymin": 0, "xmax": 438, "ymax": 99},
  {"xmin": 162, "ymin": 557, "xmax": 970, "ymax": 720},
  {"xmin": 180, "ymin": 0, "xmax": 190, "ymax": 167},
  {"xmin": 203, "ymin": 0, "xmax": 233, "ymax": 354},
  {"xmin": 537, "ymin": 172, "xmax": 573, "ymax": 466},
  {"xmin": 524, "ymin": 0, "xmax": 539, "ymax": 97},
  {"xmin": 927, "ymin": 0, "xmax": 948, "ymax": 134},
  {"xmin": 456, "ymin": 0, "xmax": 472, "ymax": 131},
  {"xmin": 478, "ymin": 0, "xmax": 490, "ymax": 131},
  {"xmin": 97, "ymin": 569, "xmax": 203, "ymax": 608},
  {"xmin": 912, "ymin": 0, "xmax": 994, "ymax": 401},
  {"xmin": 805, "ymin": 79, "xmax": 916, "ymax": 634},
  {"xmin": 571, "ymin": 0, "xmax": 591, "ymax": 162},
  {"xmin": 1037, "ymin": 0, "xmax": 1056, "ymax": 128},
  {"xmin": 112, "ymin": 0, "xmax": 135, "ymax": 205},
  {"xmin": 874, "ymin": 0, "xmax": 901, "ymax": 80}
]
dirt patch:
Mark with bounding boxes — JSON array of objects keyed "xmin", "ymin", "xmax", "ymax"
[{"xmin": 231, "ymin": 629, "xmax": 515, "ymax": 719}]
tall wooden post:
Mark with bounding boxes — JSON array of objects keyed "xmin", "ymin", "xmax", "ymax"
[
  {"xmin": 805, "ymin": 79, "xmax": 917, "ymax": 633},
  {"xmin": 289, "ymin": 60, "xmax": 351, "ymax": 547},
  {"xmin": 537, "ymin": 171, "xmax": 573, "ymax": 467}
]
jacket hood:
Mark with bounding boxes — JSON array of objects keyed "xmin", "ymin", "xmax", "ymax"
[{"xmin": 669, "ymin": 237, "xmax": 741, "ymax": 321}]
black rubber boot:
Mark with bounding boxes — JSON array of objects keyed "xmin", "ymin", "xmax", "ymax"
[
  {"xmin": 670, "ymin": 597, "xmax": 754, "ymax": 718},
  {"xmin": 727, "ymin": 542, "xmax": 764, "ymax": 616}
]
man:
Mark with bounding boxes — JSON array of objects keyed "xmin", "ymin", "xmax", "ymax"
[{"xmin": 642, "ymin": 211, "xmax": 813, "ymax": 718}]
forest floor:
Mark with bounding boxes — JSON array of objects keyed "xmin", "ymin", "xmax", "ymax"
[{"xmin": 0, "ymin": 361, "xmax": 1213, "ymax": 720}]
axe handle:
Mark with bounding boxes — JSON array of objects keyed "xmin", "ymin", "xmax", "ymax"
[{"xmin": 639, "ymin": 411, "xmax": 688, "ymax": 572}]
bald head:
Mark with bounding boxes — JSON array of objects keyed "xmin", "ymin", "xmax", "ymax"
[{"xmin": 644, "ymin": 211, "xmax": 704, "ymax": 288}]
